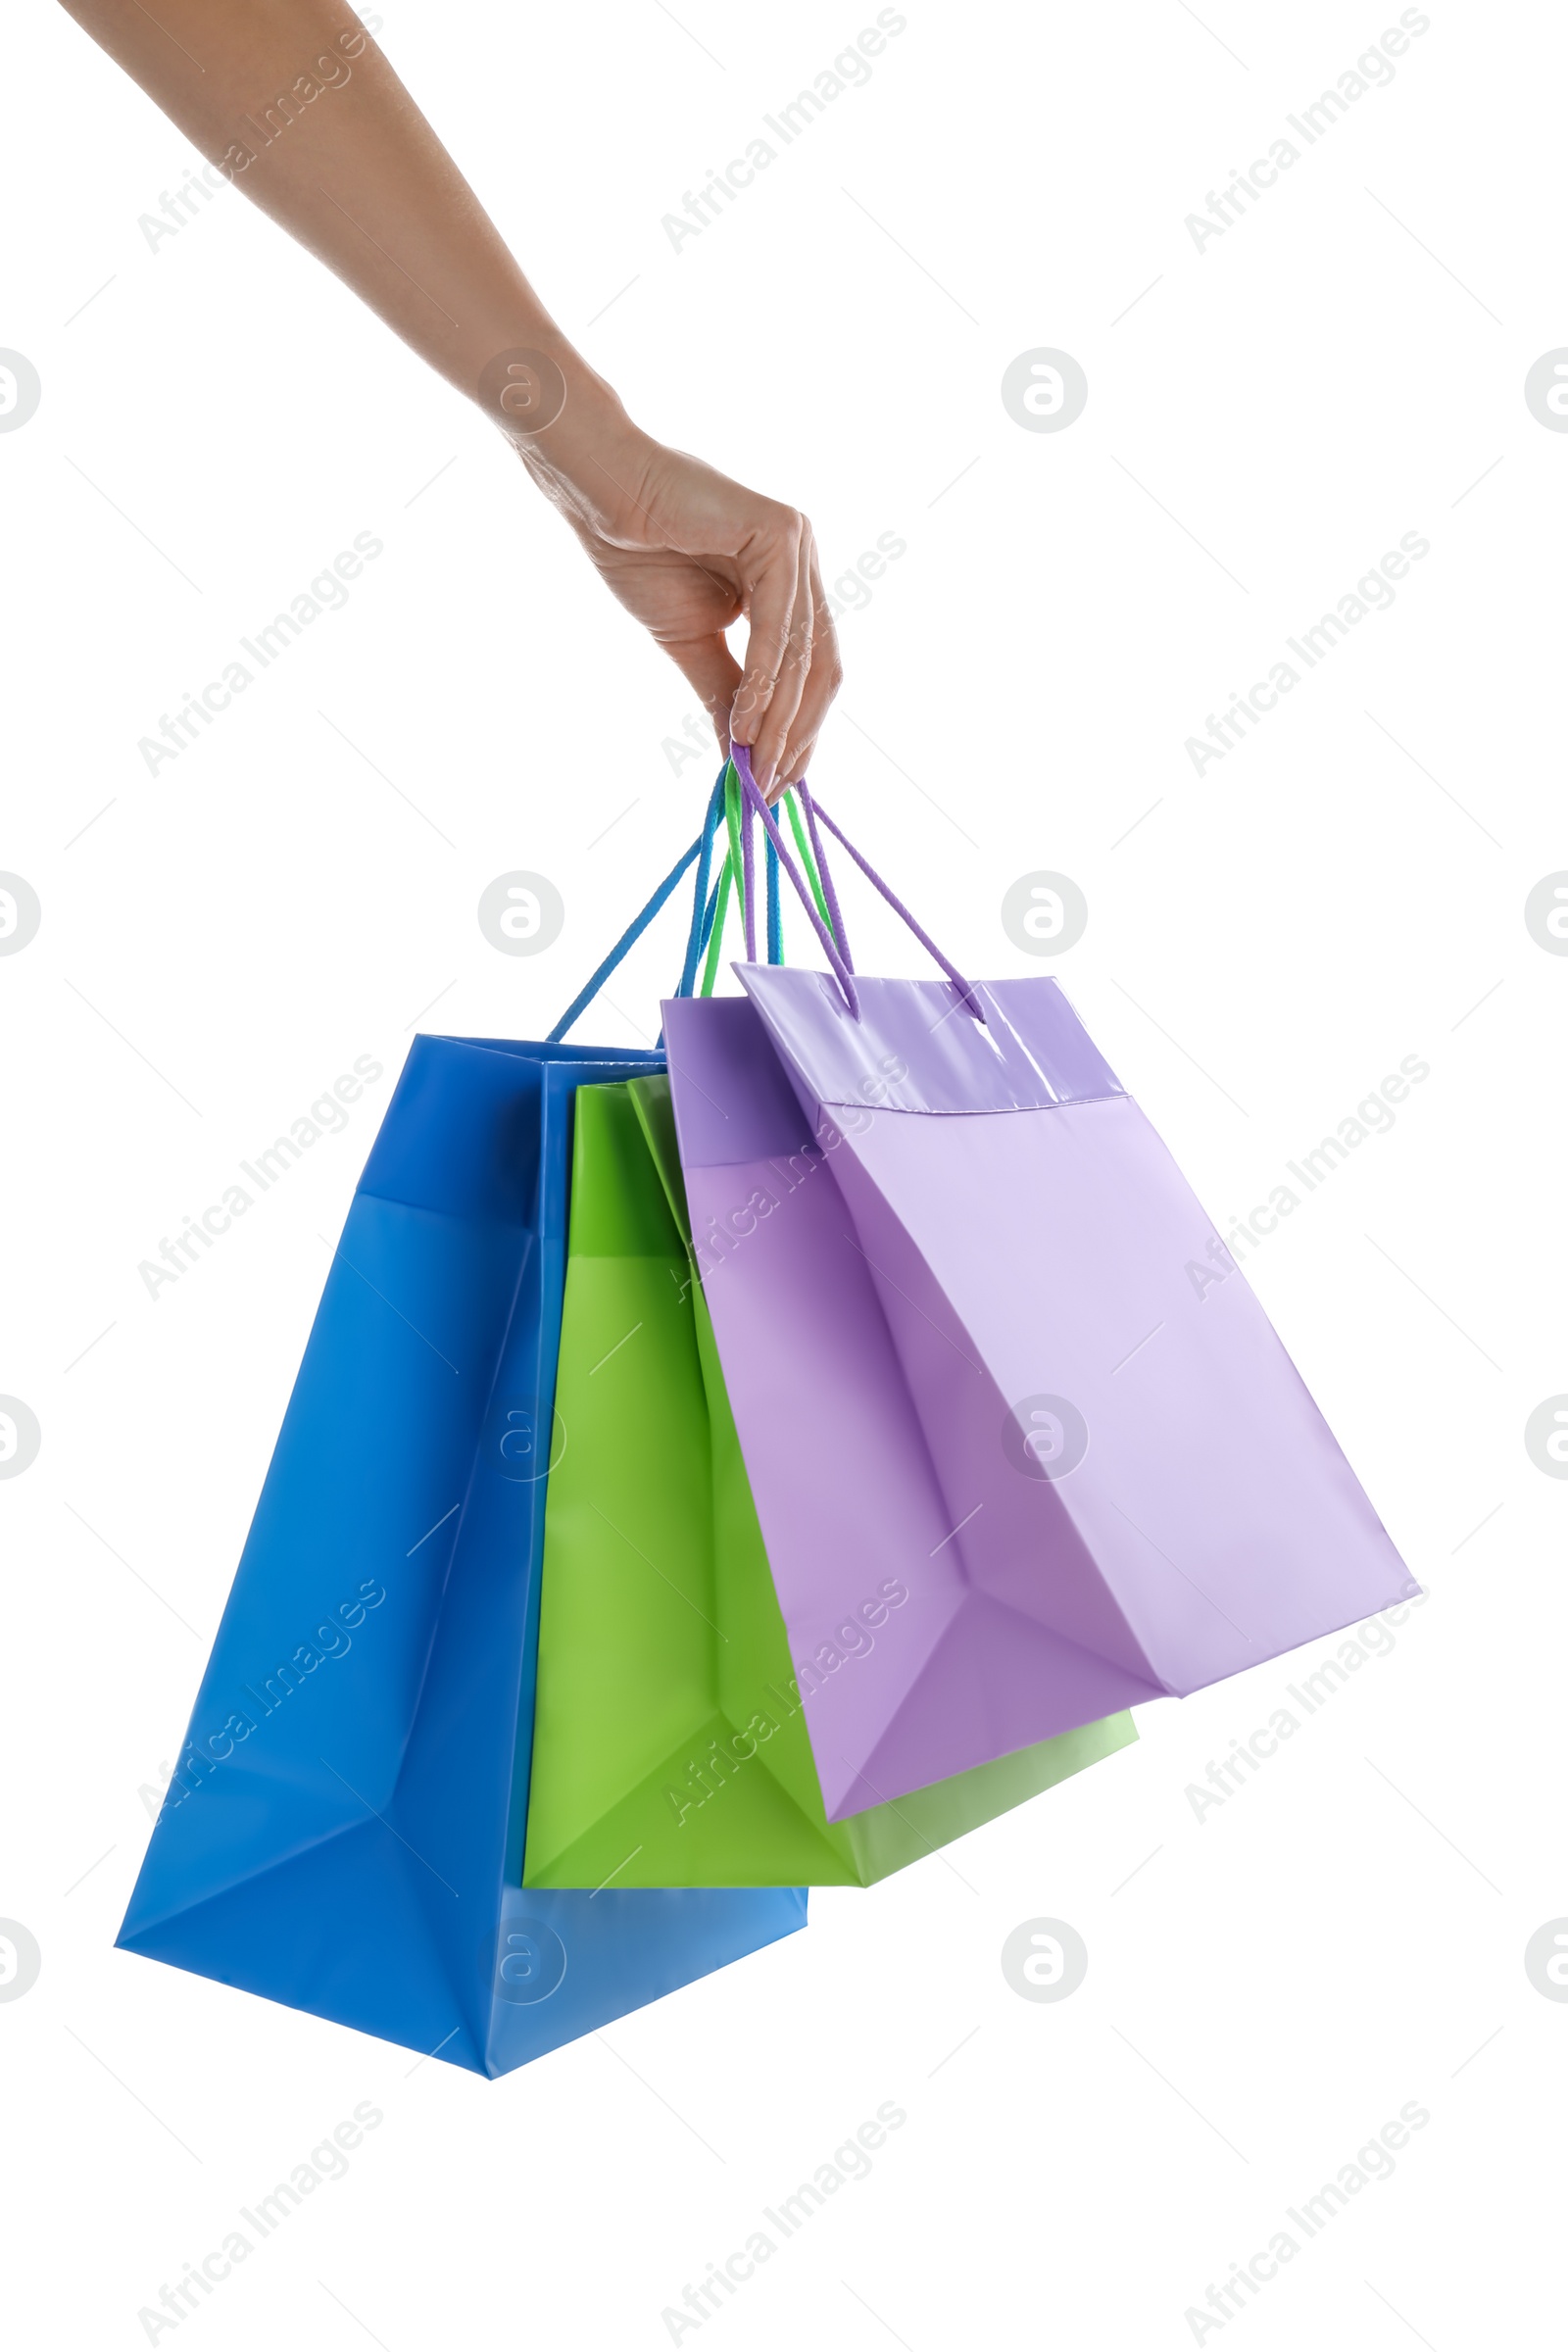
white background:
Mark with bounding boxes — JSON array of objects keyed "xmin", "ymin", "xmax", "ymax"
[{"xmin": 2, "ymin": 0, "xmax": 1564, "ymax": 2344}]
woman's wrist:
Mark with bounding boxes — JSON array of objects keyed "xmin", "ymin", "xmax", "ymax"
[{"xmin": 471, "ymin": 337, "xmax": 650, "ymax": 524}]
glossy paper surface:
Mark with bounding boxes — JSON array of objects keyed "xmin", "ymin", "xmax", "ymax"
[
  {"xmin": 664, "ymin": 983, "xmax": 1416, "ymax": 1820},
  {"xmin": 522, "ymin": 1078, "xmax": 1134, "ymax": 1887},
  {"xmin": 118, "ymin": 1034, "xmax": 806, "ymax": 2076}
]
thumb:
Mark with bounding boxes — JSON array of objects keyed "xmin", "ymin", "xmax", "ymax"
[{"xmin": 665, "ymin": 633, "xmax": 743, "ymax": 762}]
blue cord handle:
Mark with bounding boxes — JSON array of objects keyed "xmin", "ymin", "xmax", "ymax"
[
  {"xmin": 547, "ymin": 759, "xmax": 790, "ymax": 1044},
  {"xmin": 675, "ymin": 772, "xmax": 729, "ymax": 999},
  {"xmin": 548, "ymin": 769, "xmax": 728, "ymax": 1043},
  {"xmin": 766, "ymin": 829, "xmax": 782, "ymax": 962},
  {"xmin": 677, "ymin": 762, "xmax": 785, "ymax": 998}
]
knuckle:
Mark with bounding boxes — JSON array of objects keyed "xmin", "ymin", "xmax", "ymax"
[{"xmin": 768, "ymin": 503, "xmax": 806, "ymax": 551}]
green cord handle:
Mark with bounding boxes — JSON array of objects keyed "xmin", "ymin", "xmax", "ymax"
[
  {"xmin": 699, "ymin": 857, "xmax": 733, "ymax": 996},
  {"xmin": 697, "ymin": 773, "xmax": 835, "ymax": 995},
  {"xmin": 784, "ymin": 790, "xmax": 834, "ymax": 937},
  {"xmin": 722, "ymin": 761, "xmax": 747, "ymax": 929}
]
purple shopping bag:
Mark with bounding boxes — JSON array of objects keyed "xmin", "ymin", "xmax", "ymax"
[{"xmin": 662, "ymin": 753, "xmax": 1417, "ymax": 1821}]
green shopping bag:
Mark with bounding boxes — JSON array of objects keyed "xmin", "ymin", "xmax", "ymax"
[{"xmin": 521, "ymin": 1076, "xmax": 1136, "ymax": 1889}]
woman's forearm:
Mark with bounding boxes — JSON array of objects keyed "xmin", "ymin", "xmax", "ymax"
[
  {"xmin": 59, "ymin": 0, "xmax": 620, "ymax": 451},
  {"xmin": 60, "ymin": 0, "xmax": 843, "ymax": 785}
]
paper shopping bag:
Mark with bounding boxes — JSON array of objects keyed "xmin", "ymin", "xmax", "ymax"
[
  {"xmin": 119, "ymin": 831, "xmax": 807, "ymax": 2074},
  {"xmin": 660, "ymin": 757, "xmax": 1417, "ymax": 1820},
  {"xmin": 521, "ymin": 1077, "xmax": 1133, "ymax": 1888}
]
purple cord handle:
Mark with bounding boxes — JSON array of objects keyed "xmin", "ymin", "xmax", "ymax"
[
  {"xmin": 729, "ymin": 746, "xmax": 859, "ymax": 1016},
  {"xmin": 800, "ymin": 784, "xmax": 852, "ymax": 974},
  {"xmin": 736, "ymin": 759, "xmax": 817, "ymax": 965},
  {"xmin": 728, "ymin": 744, "xmax": 983, "ymax": 1024}
]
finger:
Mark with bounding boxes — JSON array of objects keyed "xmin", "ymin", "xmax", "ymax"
[
  {"xmin": 751, "ymin": 527, "xmax": 816, "ymax": 796},
  {"xmin": 770, "ymin": 732, "xmax": 818, "ymax": 796},
  {"xmin": 667, "ymin": 633, "xmax": 743, "ymax": 765},
  {"xmin": 773, "ymin": 547, "xmax": 843, "ymax": 785},
  {"xmin": 728, "ymin": 511, "xmax": 803, "ymax": 755}
]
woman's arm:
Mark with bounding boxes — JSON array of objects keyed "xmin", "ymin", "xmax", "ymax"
[{"xmin": 58, "ymin": 0, "xmax": 840, "ymax": 790}]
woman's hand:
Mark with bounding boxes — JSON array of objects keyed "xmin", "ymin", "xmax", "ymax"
[{"xmin": 512, "ymin": 401, "xmax": 842, "ymax": 797}]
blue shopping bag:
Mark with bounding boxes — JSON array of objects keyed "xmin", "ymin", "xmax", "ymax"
[{"xmin": 119, "ymin": 792, "xmax": 806, "ymax": 2077}]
